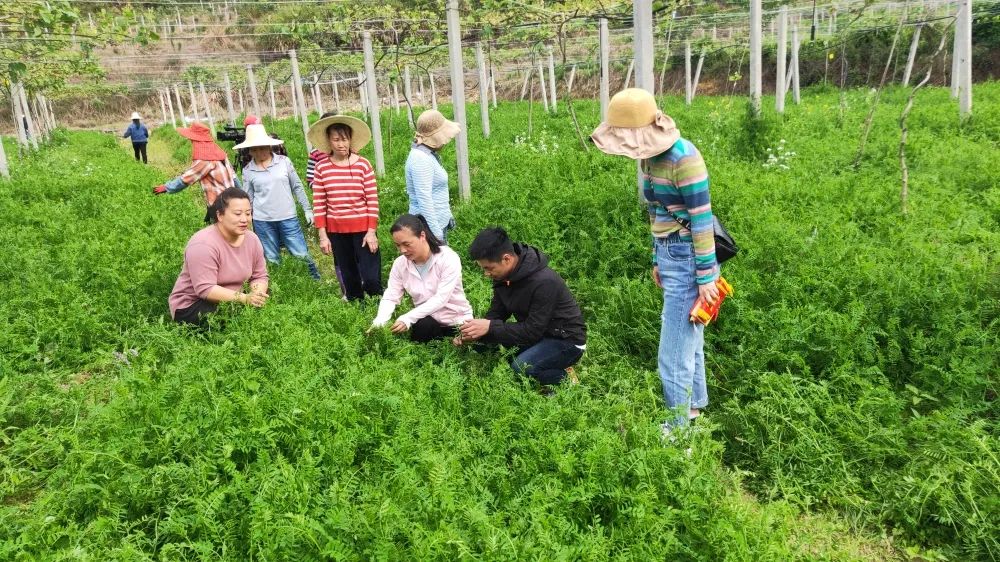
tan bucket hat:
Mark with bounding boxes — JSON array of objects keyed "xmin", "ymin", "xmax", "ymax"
[
  {"xmin": 307, "ymin": 114, "xmax": 372, "ymax": 154},
  {"xmin": 233, "ymin": 124, "xmax": 284, "ymax": 150},
  {"xmin": 590, "ymin": 88, "xmax": 681, "ymax": 160},
  {"xmin": 414, "ymin": 109, "xmax": 461, "ymax": 149}
]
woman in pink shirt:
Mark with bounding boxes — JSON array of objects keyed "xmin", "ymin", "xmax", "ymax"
[
  {"xmin": 371, "ymin": 214, "xmax": 473, "ymax": 342},
  {"xmin": 169, "ymin": 188, "xmax": 270, "ymax": 325}
]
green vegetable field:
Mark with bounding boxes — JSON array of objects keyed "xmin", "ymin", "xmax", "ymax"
[{"xmin": 2, "ymin": 84, "xmax": 998, "ymax": 560}]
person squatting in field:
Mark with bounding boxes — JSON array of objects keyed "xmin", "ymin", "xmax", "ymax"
[
  {"xmin": 168, "ymin": 187, "xmax": 269, "ymax": 326},
  {"xmin": 455, "ymin": 227, "xmax": 587, "ymax": 385},
  {"xmin": 370, "ymin": 214, "xmax": 473, "ymax": 343},
  {"xmin": 236, "ymin": 122, "xmax": 321, "ymax": 280},
  {"xmin": 307, "ymin": 114, "xmax": 383, "ymax": 301},
  {"xmin": 405, "ymin": 110, "xmax": 461, "ymax": 245},
  {"xmin": 123, "ymin": 112, "xmax": 149, "ymax": 164},
  {"xmin": 591, "ymin": 88, "xmax": 720, "ymax": 438},
  {"xmin": 152, "ymin": 121, "xmax": 241, "ymax": 223}
]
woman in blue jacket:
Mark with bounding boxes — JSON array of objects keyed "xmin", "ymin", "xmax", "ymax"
[{"xmin": 123, "ymin": 112, "xmax": 150, "ymax": 163}]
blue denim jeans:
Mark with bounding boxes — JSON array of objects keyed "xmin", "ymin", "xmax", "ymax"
[
  {"xmin": 253, "ymin": 218, "xmax": 321, "ymax": 280},
  {"xmin": 511, "ymin": 338, "xmax": 584, "ymax": 385},
  {"xmin": 656, "ymin": 234, "xmax": 708, "ymax": 430}
]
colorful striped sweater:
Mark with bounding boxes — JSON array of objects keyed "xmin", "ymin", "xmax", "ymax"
[
  {"xmin": 311, "ymin": 154, "xmax": 379, "ymax": 233},
  {"xmin": 642, "ymin": 138, "xmax": 719, "ymax": 284}
]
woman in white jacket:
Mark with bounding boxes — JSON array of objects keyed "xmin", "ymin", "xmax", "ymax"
[{"xmin": 372, "ymin": 214, "xmax": 473, "ymax": 342}]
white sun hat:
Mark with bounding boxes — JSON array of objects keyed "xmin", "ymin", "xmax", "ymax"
[
  {"xmin": 233, "ymin": 124, "xmax": 284, "ymax": 150},
  {"xmin": 131, "ymin": 112, "xmax": 141, "ymax": 120}
]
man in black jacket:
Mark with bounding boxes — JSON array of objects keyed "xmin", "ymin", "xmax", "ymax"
[{"xmin": 457, "ymin": 227, "xmax": 586, "ymax": 385}]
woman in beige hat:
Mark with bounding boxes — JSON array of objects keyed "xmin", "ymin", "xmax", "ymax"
[
  {"xmin": 307, "ymin": 114, "xmax": 382, "ymax": 300},
  {"xmin": 236, "ymin": 123, "xmax": 320, "ymax": 280},
  {"xmin": 591, "ymin": 88, "xmax": 720, "ymax": 438},
  {"xmin": 406, "ymin": 109, "xmax": 462, "ymax": 244}
]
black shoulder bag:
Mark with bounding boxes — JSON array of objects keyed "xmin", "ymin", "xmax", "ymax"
[{"xmin": 665, "ymin": 209, "xmax": 739, "ymax": 264}]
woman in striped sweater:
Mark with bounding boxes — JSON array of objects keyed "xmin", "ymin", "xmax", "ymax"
[{"xmin": 307, "ymin": 115, "xmax": 383, "ymax": 300}]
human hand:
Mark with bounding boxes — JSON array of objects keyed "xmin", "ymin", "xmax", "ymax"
[
  {"xmin": 458, "ymin": 319, "xmax": 490, "ymax": 341},
  {"xmin": 452, "ymin": 335, "xmax": 465, "ymax": 347},
  {"xmin": 361, "ymin": 229, "xmax": 379, "ymax": 253},
  {"xmin": 319, "ymin": 235, "xmax": 332, "ymax": 255},
  {"xmin": 304, "ymin": 211, "xmax": 314, "ymax": 226},
  {"xmin": 390, "ymin": 320, "xmax": 408, "ymax": 334},
  {"xmin": 698, "ymin": 281, "xmax": 720, "ymax": 305},
  {"xmin": 651, "ymin": 265, "xmax": 662, "ymax": 289},
  {"xmin": 152, "ymin": 185, "xmax": 167, "ymax": 195},
  {"xmin": 245, "ymin": 292, "xmax": 268, "ymax": 307}
]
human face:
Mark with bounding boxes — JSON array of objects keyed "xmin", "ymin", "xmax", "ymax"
[
  {"xmin": 476, "ymin": 254, "xmax": 516, "ymax": 281},
  {"xmin": 249, "ymin": 146, "xmax": 272, "ymax": 165},
  {"xmin": 327, "ymin": 129, "xmax": 352, "ymax": 159},
  {"xmin": 392, "ymin": 227, "xmax": 430, "ymax": 264},
  {"xmin": 216, "ymin": 197, "xmax": 252, "ymax": 238}
]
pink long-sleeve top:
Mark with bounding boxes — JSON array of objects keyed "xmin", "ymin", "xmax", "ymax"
[
  {"xmin": 168, "ymin": 225, "xmax": 268, "ymax": 318},
  {"xmin": 373, "ymin": 246, "xmax": 473, "ymax": 328}
]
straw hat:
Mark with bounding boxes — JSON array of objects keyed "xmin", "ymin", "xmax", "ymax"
[
  {"xmin": 131, "ymin": 112, "xmax": 141, "ymax": 120},
  {"xmin": 177, "ymin": 121, "xmax": 215, "ymax": 143},
  {"xmin": 233, "ymin": 124, "xmax": 284, "ymax": 150},
  {"xmin": 307, "ymin": 114, "xmax": 372, "ymax": 154},
  {"xmin": 590, "ymin": 88, "xmax": 681, "ymax": 160},
  {"xmin": 414, "ymin": 110, "xmax": 461, "ymax": 149}
]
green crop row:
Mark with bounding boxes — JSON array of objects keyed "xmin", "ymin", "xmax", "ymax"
[{"xmin": 1, "ymin": 82, "xmax": 997, "ymax": 560}]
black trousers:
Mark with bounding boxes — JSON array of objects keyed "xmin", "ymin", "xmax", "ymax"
[
  {"xmin": 328, "ymin": 232, "xmax": 383, "ymax": 300},
  {"xmin": 173, "ymin": 299, "xmax": 217, "ymax": 326},
  {"xmin": 410, "ymin": 316, "xmax": 458, "ymax": 343},
  {"xmin": 132, "ymin": 142, "xmax": 148, "ymax": 163}
]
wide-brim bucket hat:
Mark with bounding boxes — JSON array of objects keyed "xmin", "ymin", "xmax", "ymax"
[
  {"xmin": 414, "ymin": 109, "xmax": 461, "ymax": 149},
  {"xmin": 307, "ymin": 115, "xmax": 372, "ymax": 154},
  {"xmin": 131, "ymin": 111, "xmax": 141, "ymax": 120},
  {"xmin": 177, "ymin": 121, "xmax": 215, "ymax": 143},
  {"xmin": 233, "ymin": 124, "xmax": 284, "ymax": 150},
  {"xmin": 590, "ymin": 88, "xmax": 681, "ymax": 160}
]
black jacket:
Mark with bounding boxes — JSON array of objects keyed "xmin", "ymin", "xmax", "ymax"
[{"xmin": 482, "ymin": 243, "xmax": 587, "ymax": 347}]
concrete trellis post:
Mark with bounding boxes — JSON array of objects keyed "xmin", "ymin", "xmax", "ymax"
[
  {"xmin": 291, "ymin": 79, "xmax": 300, "ymax": 120},
  {"xmin": 173, "ymin": 84, "xmax": 186, "ymax": 124},
  {"xmin": 403, "ymin": 65, "xmax": 414, "ymax": 127},
  {"xmin": 776, "ymin": 5, "xmax": 788, "ymax": 113},
  {"xmin": 600, "ymin": 18, "xmax": 610, "ymax": 120},
  {"xmin": 418, "ymin": 75, "xmax": 425, "ymax": 105},
  {"xmin": 475, "ymin": 42, "xmax": 490, "ymax": 138},
  {"xmin": 357, "ymin": 72, "xmax": 368, "ymax": 116},
  {"xmin": 684, "ymin": 41, "xmax": 693, "ymax": 104},
  {"xmin": 633, "ymin": 0, "xmax": 655, "ymax": 91},
  {"xmin": 692, "ymin": 48, "xmax": 706, "ymax": 99},
  {"xmin": 362, "ymin": 32, "xmax": 385, "ymax": 175},
  {"xmin": 392, "ymin": 81, "xmax": 401, "ymax": 115},
  {"xmin": 0, "ymin": 130, "xmax": 9, "ymax": 177},
  {"xmin": 187, "ymin": 82, "xmax": 199, "ymax": 121},
  {"xmin": 158, "ymin": 90, "xmax": 168, "ymax": 124},
  {"xmin": 490, "ymin": 69, "xmax": 498, "ymax": 108},
  {"xmin": 223, "ymin": 72, "xmax": 236, "ymax": 126},
  {"xmin": 289, "ymin": 49, "xmax": 313, "ymax": 152},
  {"xmin": 902, "ymin": 24, "xmax": 923, "ymax": 86},
  {"xmin": 520, "ymin": 70, "xmax": 531, "ymax": 100},
  {"xmin": 537, "ymin": 61, "xmax": 550, "ymax": 112},
  {"xmin": 247, "ymin": 64, "xmax": 261, "ymax": 117},
  {"xmin": 12, "ymin": 84, "xmax": 29, "ymax": 150},
  {"xmin": 958, "ymin": 0, "xmax": 972, "ymax": 117},
  {"xmin": 165, "ymin": 87, "xmax": 177, "ymax": 127},
  {"xmin": 791, "ymin": 27, "xmax": 801, "ymax": 104},
  {"xmin": 547, "ymin": 47, "xmax": 557, "ymax": 112},
  {"xmin": 429, "ymin": 72, "xmax": 438, "ymax": 110},
  {"xmin": 18, "ymin": 84, "xmax": 39, "ymax": 150},
  {"xmin": 268, "ymin": 80, "xmax": 277, "ymax": 119},
  {"xmin": 199, "ymin": 82, "xmax": 216, "ymax": 135},
  {"xmin": 750, "ymin": 0, "xmax": 763, "ymax": 114},
  {"xmin": 623, "ymin": 59, "xmax": 635, "ymax": 89},
  {"xmin": 567, "ymin": 65, "xmax": 577, "ymax": 94},
  {"xmin": 332, "ymin": 79, "xmax": 341, "ymax": 113},
  {"xmin": 445, "ymin": 0, "xmax": 470, "ymax": 200},
  {"xmin": 238, "ymin": 89, "xmax": 245, "ymax": 114}
]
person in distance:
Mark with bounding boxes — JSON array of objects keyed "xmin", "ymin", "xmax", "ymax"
[
  {"xmin": 236, "ymin": 122, "xmax": 321, "ymax": 280},
  {"xmin": 168, "ymin": 188, "xmax": 269, "ymax": 326},
  {"xmin": 152, "ymin": 121, "xmax": 241, "ymax": 224},
  {"xmin": 370, "ymin": 214, "xmax": 473, "ymax": 342},
  {"xmin": 456, "ymin": 227, "xmax": 586, "ymax": 386},
  {"xmin": 591, "ymin": 88, "xmax": 719, "ymax": 437},
  {"xmin": 306, "ymin": 114, "xmax": 383, "ymax": 301},
  {"xmin": 405, "ymin": 110, "xmax": 461, "ymax": 244},
  {"xmin": 123, "ymin": 111, "xmax": 149, "ymax": 163}
]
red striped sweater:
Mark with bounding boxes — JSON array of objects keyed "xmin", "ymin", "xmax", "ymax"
[{"xmin": 311, "ymin": 154, "xmax": 379, "ymax": 233}]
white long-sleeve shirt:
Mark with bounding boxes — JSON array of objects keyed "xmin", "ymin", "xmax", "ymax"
[{"xmin": 404, "ymin": 144, "xmax": 453, "ymax": 240}]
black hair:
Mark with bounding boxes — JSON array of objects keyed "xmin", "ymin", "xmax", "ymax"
[
  {"xmin": 270, "ymin": 134, "xmax": 288, "ymax": 156},
  {"xmin": 390, "ymin": 214, "xmax": 442, "ymax": 254},
  {"xmin": 209, "ymin": 187, "xmax": 251, "ymax": 224},
  {"xmin": 320, "ymin": 111, "xmax": 338, "ymax": 119},
  {"xmin": 469, "ymin": 227, "xmax": 515, "ymax": 263}
]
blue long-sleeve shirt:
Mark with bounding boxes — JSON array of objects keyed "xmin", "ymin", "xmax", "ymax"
[
  {"xmin": 242, "ymin": 154, "xmax": 311, "ymax": 222},
  {"xmin": 123, "ymin": 122, "xmax": 149, "ymax": 143},
  {"xmin": 405, "ymin": 144, "xmax": 453, "ymax": 241}
]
